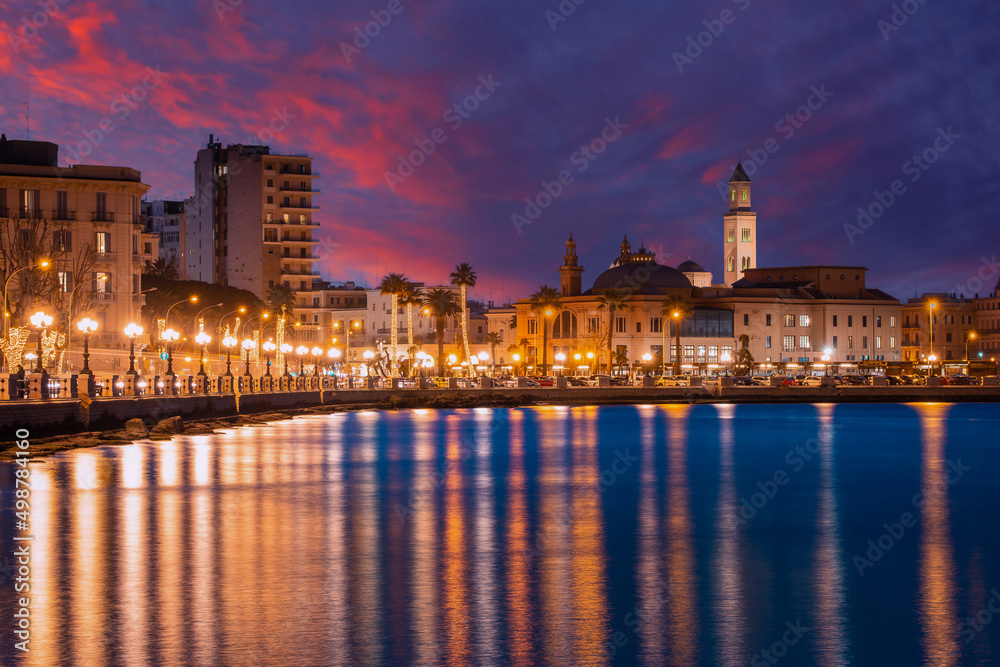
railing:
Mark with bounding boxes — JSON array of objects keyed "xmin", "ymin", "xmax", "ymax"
[
  {"xmin": 133, "ymin": 254, "xmax": 145, "ymax": 265},
  {"xmin": 279, "ymin": 202, "xmax": 320, "ymax": 210},
  {"xmin": 279, "ymin": 185, "xmax": 319, "ymax": 193},
  {"xmin": 95, "ymin": 252, "xmax": 116, "ymax": 263},
  {"xmin": 132, "ymin": 294, "xmax": 146, "ymax": 303},
  {"xmin": 91, "ymin": 212, "xmax": 114, "ymax": 222},
  {"xmin": 52, "ymin": 209, "xmax": 76, "ymax": 221},
  {"xmin": 94, "ymin": 293, "xmax": 116, "ymax": 302}
]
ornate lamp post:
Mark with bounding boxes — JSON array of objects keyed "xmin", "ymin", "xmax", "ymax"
[
  {"xmin": 555, "ymin": 352, "xmax": 566, "ymax": 377},
  {"xmin": 821, "ymin": 347, "xmax": 832, "ymax": 377},
  {"xmin": 311, "ymin": 346, "xmax": 322, "ymax": 375},
  {"xmin": 280, "ymin": 343, "xmax": 293, "ymax": 377},
  {"xmin": 296, "ymin": 345, "xmax": 309, "ymax": 375},
  {"xmin": 195, "ymin": 331, "xmax": 211, "ymax": 376},
  {"xmin": 642, "ymin": 352, "xmax": 652, "ymax": 377},
  {"xmin": 124, "ymin": 322, "xmax": 143, "ymax": 375},
  {"xmin": 77, "ymin": 318, "xmax": 98, "ymax": 374},
  {"xmin": 263, "ymin": 341, "xmax": 276, "ymax": 376},
  {"xmin": 512, "ymin": 352, "xmax": 521, "ymax": 376},
  {"xmin": 721, "ymin": 350, "xmax": 732, "ymax": 377},
  {"xmin": 363, "ymin": 350, "xmax": 375, "ymax": 377},
  {"xmin": 223, "ymin": 335, "xmax": 237, "ymax": 377},
  {"xmin": 29, "ymin": 311, "xmax": 53, "ymax": 373},
  {"xmin": 966, "ymin": 332, "xmax": 977, "ymax": 363},
  {"xmin": 162, "ymin": 328, "xmax": 179, "ymax": 375},
  {"xmin": 242, "ymin": 338, "xmax": 255, "ymax": 377}
]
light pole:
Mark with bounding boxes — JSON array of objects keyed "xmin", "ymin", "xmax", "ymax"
[
  {"xmin": 966, "ymin": 332, "xmax": 977, "ymax": 363},
  {"xmin": 193, "ymin": 302, "xmax": 223, "ymax": 332},
  {"xmin": 822, "ymin": 347, "xmax": 832, "ymax": 377},
  {"xmin": 242, "ymin": 339, "xmax": 254, "ymax": 377},
  {"xmin": 124, "ymin": 323, "xmax": 144, "ymax": 375},
  {"xmin": 296, "ymin": 345, "xmax": 309, "ymax": 375},
  {"xmin": 720, "ymin": 350, "xmax": 732, "ymax": 376},
  {"xmin": 555, "ymin": 352, "xmax": 566, "ymax": 377},
  {"xmin": 77, "ymin": 318, "xmax": 98, "ymax": 374},
  {"xmin": 196, "ymin": 331, "xmax": 211, "ymax": 376},
  {"xmin": 280, "ymin": 343, "xmax": 293, "ymax": 377},
  {"xmin": 3, "ymin": 259, "xmax": 49, "ymax": 345},
  {"xmin": 327, "ymin": 347, "xmax": 341, "ymax": 376},
  {"xmin": 223, "ymin": 335, "xmax": 237, "ymax": 377},
  {"xmin": 311, "ymin": 346, "xmax": 322, "ymax": 375},
  {"xmin": 217, "ymin": 307, "xmax": 246, "ymax": 355},
  {"xmin": 642, "ymin": 352, "xmax": 652, "ymax": 378},
  {"xmin": 64, "ymin": 273, "xmax": 108, "ymax": 372},
  {"xmin": 263, "ymin": 341, "xmax": 276, "ymax": 376},
  {"xmin": 162, "ymin": 328, "xmax": 179, "ymax": 375},
  {"xmin": 512, "ymin": 352, "xmax": 521, "ymax": 376},
  {"xmin": 334, "ymin": 320, "xmax": 361, "ymax": 375},
  {"xmin": 927, "ymin": 301, "xmax": 936, "ymax": 377},
  {"xmin": 29, "ymin": 311, "xmax": 53, "ymax": 373},
  {"xmin": 672, "ymin": 311, "xmax": 681, "ymax": 376},
  {"xmin": 165, "ymin": 296, "xmax": 198, "ymax": 330}
]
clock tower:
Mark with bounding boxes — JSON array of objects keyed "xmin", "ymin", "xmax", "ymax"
[{"xmin": 723, "ymin": 162, "xmax": 757, "ymax": 286}]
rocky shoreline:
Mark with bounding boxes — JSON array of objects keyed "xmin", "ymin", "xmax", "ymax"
[{"xmin": 1, "ymin": 392, "xmax": 536, "ymax": 461}]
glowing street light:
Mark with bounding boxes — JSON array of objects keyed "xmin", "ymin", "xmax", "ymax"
[
  {"xmin": 311, "ymin": 346, "xmax": 323, "ymax": 375},
  {"xmin": 966, "ymin": 331, "xmax": 977, "ymax": 362},
  {"xmin": 223, "ymin": 335, "xmax": 238, "ymax": 377},
  {"xmin": 3, "ymin": 259, "xmax": 49, "ymax": 347},
  {"xmin": 280, "ymin": 343, "xmax": 293, "ymax": 377},
  {"xmin": 721, "ymin": 350, "xmax": 732, "ymax": 376},
  {"xmin": 124, "ymin": 322, "xmax": 144, "ymax": 375},
  {"xmin": 162, "ymin": 328, "xmax": 180, "ymax": 375},
  {"xmin": 263, "ymin": 340, "xmax": 276, "ymax": 377},
  {"xmin": 821, "ymin": 347, "xmax": 832, "ymax": 377},
  {"xmin": 29, "ymin": 311, "xmax": 53, "ymax": 373},
  {"xmin": 77, "ymin": 318, "xmax": 98, "ymax": 374},
  {"xmin": 242, "ymin": 338, "xmax": 255, "ymax": 377},
  {"xmin": 195, "ymin": 331, "xmax": 212, "ymax": 376},
  {"xmin": 296, "ymin": 345, "xmax": 309, "ymax": 375}
]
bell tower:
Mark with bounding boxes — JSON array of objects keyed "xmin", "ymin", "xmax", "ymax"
[
  {"xmin": 559, "ymin": 233, "xmax": 584, "ymax": 296},
  {"xmin": 723, "ymin": 162, "xmax": 757, "ymax": 286}
]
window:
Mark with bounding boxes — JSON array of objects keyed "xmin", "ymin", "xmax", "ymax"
[
  {"xmin": 300, "ymin": 214, "xmax": 307, "ymax": 224},
  {"xmin": 267, "ymin": 179, "xmax": 273, "ymax": 188},
  {"xmin": 945, "ymin": 333, "xmax": 952, "ymax": 343},
  {"xmin": 731, "ymin": 190, "xmax": 735, "ymax": 203},
  {"xmin": 299, "ymin": 197, "xmax": 307, "ymax": 207},
  {"xmin": 635, "ymin": 321, "xmax": 642, "ymax": 333},
  {"xmin": 727, "ymin": 229, "xmax": 735, "ymax": 242},
  {"xmin": 799, "ymin": 335, "xmax": 810, "ymax": 350},
  {"xmin": 95, "ymin": 232, "xmax": 110, "ymax": 254},
  {"xmin": 282, "ymin": 197, "xmax": 290, "ymax": 207},
  {"xmin": 684, "ymin": 345, "xmax": 694, "ymax": 361},
  {"xmin": 890, "ymin": 336, "xmax": 895, "ymax": 349},
  {"xmin": 832, "ymin": 315, "xmax": 838, "ymax": 327},
  {"xmin": 743, "ymin": 313, "xmax": 749, "ymax": 326},
  {"xmin": 799, "ymin": 315, "xmax": 810, "ymax": 327},
  {"xmin": 20, "ymin": 189, "xmax": 41, "ymax": 217},
  {"xmin": 727, "ymin": 257, "xmax": 734, "ymax": 272},
  {"xmin": 283, "ymin": 181, "xmax": 290, "ymax": 189},
  {"xmin": 848, "ymin": 315, "xmax": 853, "ymax": 327},
  {"xmin": 57, "ymin": 271, "xmax": 72, "ymax": 292},
  {"xmin": 862, "ymin": 315, "xmax": 868, "ymax": 328},
  {"xmin": 267, "ymin": 213, "xmax": 273, "ymax": 223},
  {"xmin": 56, "ymin": 190, "xmax": 68, "ymax": 217},
  {"xmin": 741, "ymin": 228, "xmax": 751, "ymax": 242},
  {"xmin": 283, "ymin": 213, "xmax": 290, "ymax": 223},
  {"xmin": 783, "ymin": 335, "xmax": 795, "ymax": 351},
  {"xmin": 833, "ymin": 336, "xmax": 838, "ymax": 349},
  {"xmin": 94, "ymin": 272, "xmax": 111, "ymax": 292},
  {"xmin": 876, "ymin": 315, "xmax": 882, "ymax": 327},
  {"xmin": 848, "ymin": 336, "xmax": 853, "ymax": 349},
  {"xmin": 95, "ymin": 192, "xmax": 106, "ymax": 217},
  {"xmin": 588, "ymin": 317, "xmax": 600, "ymax": 334},
  {"xmin": 863, "ymin": 336, "xmax": 868, "ymax": 349},
  {"xmin": 708, "ymin": 345, "xmax": 718, "ymax": 361},
  {"xmin": 264, "ymin": 229, "xmax": 277, "ymax": 242},
  {"xmin": 615, "ymin": 317, "xmax": 626, "ymax": 333},
  {"xmin": 650, "ymin": 318, "xmax": 661, "ymax": 333},
  {"xmin": 697, "ymin": 345, "xmax": 706, "ymax": 360},
  {"xmin": 765, "ymin": 335, "xmax": 771, "ymax": 349},
  {"xmin": 765, "ymin": 314, "xmax": 771, "ymax": 326},
  {"xmin": 54, "ymin": 230, "xmax": 72, "ymax": 252},
  {"xmin": 784, "ymin": 314, "xmax": 795, "ymax": 327},
  {"xmin": 528, "ymin": 319, "xmax": 537, "ymax": 334},
  {"xmin": 876, "ymin": 336, "xmax": 882, "ymax": 349}
]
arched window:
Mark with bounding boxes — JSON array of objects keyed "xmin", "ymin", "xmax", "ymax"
[
  {"xmin": 728, "ymin": 257, "xmax": 735, "ymax": 272},
  {"xmin": 551, "ymin": 311, "xmax": 578, "ymax": 339}
]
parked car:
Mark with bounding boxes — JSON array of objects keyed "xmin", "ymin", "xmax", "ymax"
[
  {"xmin": 565, "ymin": 376, "xmax": 587, "ymax": 386},
  {"xmin": 842, "ymin": 375, "xmax": 868, "ymax": 386},
  {"xmin": 944, "ymin": 374, "xmax": 979, "ymax": 386},
  {"xmin": 887, "ymin": 375, "xmax": 905, "ymax": 385},
  {"xmin": 657, "ymin": 376, "xmax": 689, "ymax": 387},
  {"xmin": 750, "ymin": 377, "xmax": 770, "ymax": 386},
  {"xmin": 731, "ymin": 376, "xmax": 755, "ymax": 386},
  {"xmin": 530, "ymin": 376, "xmax": 555, "ymax": 387},
  {"xmin": 800, "ymin": 376, "xmax": 823, "ymax": 387},
  {"xmin": 609, "ymin": 377, "xmax": 628, "ymax": 386}
]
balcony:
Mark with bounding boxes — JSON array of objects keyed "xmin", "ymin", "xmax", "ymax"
[
  {"xmin": 91, "ymin": 212, "xmax": 114, "ymax": 222},
  {"xmin": 95, "ymin": 252, "xmax": 116, "ymax": 264},
  {"xmin": 94, "ymin": 293, "xmax": 116, "ymax": 302},
  {"xmin": 279, "ymin": 185, "xmax": 319, "ymax": 193},
  {"xmin": 52, "ymin": 209, "xmax": 76, "ymax": 221},
  {"xmin": 132, "ymin": 294, "xmax": 146, "ymax": 304},
  {"xmin": 279, "ymin": 202, "xmax": 320, "ymax": 210},
  {"xmin": 279, "ymin": 166, "xmax": 316, "ymax": 176},
  {"xmin": 281, "ymin": 254, "xmax": 314, "ymax": 261}
]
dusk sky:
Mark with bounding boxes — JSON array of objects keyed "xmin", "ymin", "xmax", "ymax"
[{"xmin": 2, "ymin": 0, "xmax": 997, "ymax": 303}]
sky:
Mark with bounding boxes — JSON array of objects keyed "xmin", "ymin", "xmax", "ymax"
[{"xmin": 2, "ymin": 0, "xmax": 998, "ymax": 304}]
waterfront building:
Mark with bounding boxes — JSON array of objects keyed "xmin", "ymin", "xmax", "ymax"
[{"xmin": 141, "ymin": 199, "xmax": 185, "ymax": 276}]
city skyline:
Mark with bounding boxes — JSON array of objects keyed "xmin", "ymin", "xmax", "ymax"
[{"xmin": 1, "ymin": 0, "xmax": 998, "ymax": 302}]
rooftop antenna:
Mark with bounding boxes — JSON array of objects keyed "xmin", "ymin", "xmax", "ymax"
[{"xmin": 24, "ymin": 101, "xmax": 29, "ymax": 140}]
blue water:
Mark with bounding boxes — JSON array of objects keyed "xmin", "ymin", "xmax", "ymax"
[{"xmin": 1, "ymin": 403, "xmax": 998, "ymax": 666}]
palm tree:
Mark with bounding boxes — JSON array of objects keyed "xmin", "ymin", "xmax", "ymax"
[
  {"xmin": 529, "ymin": 285, "xmax": 562, "ymax": 376},
  {"xmin": 265, "ymin": 284, "xmax": 297, "ymax": 319},
  {"xmin": 399, "ymin": 282, "xmax": 423, "ymax": 374},
  {"xmin": 144, "ymin": 257, "xmax": 178, "ymax": 280},
  {"xmin": 450, "ymin": 263, "xmax": 477, "ymax": 372},
  {"xmin": 423, "ymin": 288, "xmax": 461, "ymax": 376},
  {"xmin": 660, "ymin": 293, "xmax": 694, "ymax": 376},
  {"xmin": 378, "ymin": 272, "xmax": 409, "ymax": 377},
  {"xmin": 596, "ymin": 288, "xmax": 631, "ymax": 374},
  {"xmin": 486, "ymin": 331, "xmax": 502, "ymax": 376}
]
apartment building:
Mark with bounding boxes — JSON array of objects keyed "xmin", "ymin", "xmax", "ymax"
[
  {"xmin": 142, "ymin": 199, "xmax": 185, "ymax": 275},
  {"xmin": 902, "ymin": 293, "xmax": 978, "ymax": 364}
]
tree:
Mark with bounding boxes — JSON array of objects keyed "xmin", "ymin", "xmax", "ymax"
[
  {"xmin": 660, "ymin": 293, "xmax": 693, "ymax": 376},
  {"xmin": 506, "ymin": 343, "xmax": 519, "ymax": 374},
  {"xmin": 486, "ymin": 331, "xmax": 502, "ymax": 375},
  {"xmin": 596, "ymin": 288, "xmax": 631, "ymax": 374},
  {"xmin": 379, "ymin": 273, "xmax": 409, "ymax": 377},
  {"xmin": 612, "ymin": 348, "xmax": 629, "ymax": 376},
  {"xmin": 450, "ymin": 263, "xmax": 477, "ymax": 373},
  {"xmin": 143, "ymin": 257, "xmax": 178, "ymax": 280},
  {"xmin": 265, "ymin": 283, "xmax": 297, "ymax": 319},
  {"xmin": 518, "ymin": 337, "xmax": 529, "ymax": 375},
  {"xmin": 423, "ymin": 288, "xmax": 461, "ymax": 376},
  {"xmin": 734, "ymin": 333, "xmax": 754, "ymax": 376},
  {"xmin": 399, "ymin": 282, "xmax": 423, "ymax": 374},
  {"xmin": 529, "ymin": 285, "xmax": 562, "ymax": 376}
]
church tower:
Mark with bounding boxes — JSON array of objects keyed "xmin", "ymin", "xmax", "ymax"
[
  {"xmin": 723, "ymin": 162, "xmax": 757, "ymax": 286},
  {"xmin": 559, "ymin": 233, "xmax": 584, "ymax": 296}
]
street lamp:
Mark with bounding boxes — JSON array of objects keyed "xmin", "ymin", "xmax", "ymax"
[
  {"xmin": 165, "ymin": 296, "xmax": 198, "ymax": 330},
  {"xmin": 311, "ymin": 346, "xmax": 322, "ymax": 375},
  {"xmin": 363, "ymin": 349, "xmax": 375, "ymax": 377},
  {"xmin": 3, "ymin": 259, "xmax": 49, "ymax": 345},
  {"xmin": 77, "ymin": 318, "xmax": 98, "ymax": 374},
  {"xmin": 555, "ymin": 351, "xmax": 566, "ymax": 377},
  {"xmin": 162, "ymin": 328, "xmax": 179, "ymax": 375},
  {"xmin": 263, "ymin": 340, "xmax": 276, "ymax": 376},
  {"xmin": 195, "ymin": 331, "xmax": 212, "ymax": 376},
  {"xmin": 927, "ymin": 301, "xmax": 936, "ymax": 376},
  {"xmin": 193, "ymin": 302, "xmax": 224, "ymax": 331},
  {"xmin": 296, "ymin": 345, "xmax": 309, "ymax": 375},
  {"xmin": 642, "ymin": 352, "xmax": 652, "ymax": 377},
  {"xmin": 928, "ymin": 353, "xmax": 938, "ymax": 378},
  {"xmin": 124, "ymin": 323, "xmax": 144, "ymax": 375},
  {"xmin": 280, "ymin": 343, "xmax": 293, "ymax": 377},
  {"xmin": 242, "ymin": 338, "xmax": 255, "ymax": 377},
  {"xmin": 223, "ymin": 335, "xmax": 237, "ymax": 377},
  {"xmin": 29, "ymin": 311, "xmax": 53, "ymax": 373},
  {"xmin": 720, "ymin": 350, "xmax": 732, "ymax": 376},
  {"xmin": 966, "ymin": 332, "xmax": 977, "ymax": 362},
  {"xmin": 821, "ymin": 347, "xmax": 832, "ymax": 377},
  {"xmin": 512, "ymin": 352, "xmax": 521, "ymax": 375}
]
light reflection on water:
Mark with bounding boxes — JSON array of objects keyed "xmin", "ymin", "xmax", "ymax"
[{"xmin": 2, "ymin": 403, "xmax": 999, "ymax": 666}]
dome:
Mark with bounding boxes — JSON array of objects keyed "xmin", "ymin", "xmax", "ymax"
[
  {"xmin": 677, "ymin": 259, "xmax": 706, "ymax": 273},
  {"xmin": 591, "ymin": 262, "xmax": 692, "ymax": 294}
]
